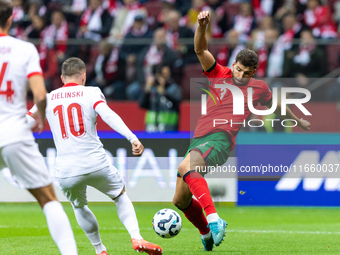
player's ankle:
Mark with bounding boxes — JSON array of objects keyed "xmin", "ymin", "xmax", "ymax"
[
  {"xmin": 201, "ymin": 231, "xmax": 211, "ymax": 239},
  {"xmin": 207, "ymin": 213, "xmax": 219, "ymax": 223},
  {"xmin": 93, "ymin": 242, "xmax": 106, "ymax": 254}
]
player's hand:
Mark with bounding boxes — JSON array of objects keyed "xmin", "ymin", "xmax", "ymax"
[
  {"xmin": 198, "ymin": 11, "xmax": 210, "ymax": 26},
  {"xmin": 298, "ymin": 118, "xmax": 310, "ymax": 131},
  {"xmin": 132, "ymin": 140, "xmax": 144, "ymax": 156},
  {"xmin": 31, "ymin": 112, "xmax": 46, "ymax": 134}
]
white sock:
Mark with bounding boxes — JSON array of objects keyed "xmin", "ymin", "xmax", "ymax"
[
  {"xmin": 206, "ymin": 213, "xmax": 220, "ymax": 223},
  {"xmin": 201, "ymin": 231, "xmax": 211, "ymax": 239},
  {"xmin": 74, "ymin": 206, "xmax": 106, "ymax": 254},
  {"xmin": 114, "ymin": 193, "xmax": 143, "ymax": 240},
  {"xmin": 43, "ymin": 201, "xmax": 78, "ymax": 255}
]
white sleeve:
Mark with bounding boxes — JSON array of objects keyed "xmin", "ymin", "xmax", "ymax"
[
  {"xmin": 26, "ymin": 105, "xmax": 38, "ymax": 128},
  {"xmin": 26, "ymin": 43, "xmax": 43, "ymax": 78},
  {"xmin": 95, "ymin": 102, "xmax": 138, "ymax": 144},
  {"xmin": 90, "ymin": 87, "xmax": 107, "ymax": 110}
]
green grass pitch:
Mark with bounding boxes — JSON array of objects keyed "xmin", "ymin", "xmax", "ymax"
[{"xmin": 1, "ymin": 203, "xmax": 340, "ymax": 254}]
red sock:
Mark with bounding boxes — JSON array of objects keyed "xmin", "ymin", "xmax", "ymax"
[
  {"xmin": 181, "ymin": 198, "xmax": 210, "ymax": 235},
  {"xmin": 183, "ymin": 171, "xmax": 216, "ymax": 216}
]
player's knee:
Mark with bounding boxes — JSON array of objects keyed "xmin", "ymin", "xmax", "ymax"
[
  {"xmin": 172, "ymin": 196, "xmax": 183, "ymax": 209},
  {"xmin": 177, "ymin": 161, "xmax": 189, "ymax": 177},
  {"xmin": 172, "ymin": 195, "xmax": 190, "ymax": 210},
  {"xmin": 29, "ymin": 184, "xmax": 58, "ymax": 208}
]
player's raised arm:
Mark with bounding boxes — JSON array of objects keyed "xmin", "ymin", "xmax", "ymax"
[
  {"xmin": 94, "ymin": 101, "xmax": 144, "ymax": 156},
  {"xmin": 194, "ymin": 11, "xmax": 216, "ymax": 71},
  {"xmin": 29, "ymin": 75, "xmax": 47, "ymax": 133},
  {"xmin": 266, "ymin": 101, "xmax": 311, "ymax": 131}
]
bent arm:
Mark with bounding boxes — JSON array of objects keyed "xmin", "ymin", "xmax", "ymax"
[
  {"xmin": 95, "ymin": 103, "xmax": 138, "ymax": 143},
  {"xmin": 29, "ymin": 75, "xmax": 47, "ymax": 118},
  {"xmin": 194, "ymin": 11, "xmax": 215, "ymax": 71}
]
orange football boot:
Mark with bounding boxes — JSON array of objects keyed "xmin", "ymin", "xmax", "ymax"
[
  {"xmin": 131, "ymin": 239, "xmax": 163, "ymax": 255},
  {"xmin": 97, "ymin": 251, "xmax": 108, "ymax": 255}
]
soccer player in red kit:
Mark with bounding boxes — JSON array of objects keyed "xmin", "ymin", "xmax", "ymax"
[{"xmin": 172, "ymin": 11, "xmax": 311, "ymax": 251}]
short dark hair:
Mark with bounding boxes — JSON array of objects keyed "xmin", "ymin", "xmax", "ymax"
[
  {"xmin": 61, "ymin": 57, "xmax": 86, "ymax": 77},
  {"xmin": 0, "ymin": 0, "xmax": 13, "ymax": 29},
  {"xmin": 235, "ymin": 49, "xmax": 259, "ymax": 68}
]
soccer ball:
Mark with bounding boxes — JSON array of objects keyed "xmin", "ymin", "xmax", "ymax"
[{"xmin": 152, "ymin": 208, "xmax": 182, "ymax": 238}]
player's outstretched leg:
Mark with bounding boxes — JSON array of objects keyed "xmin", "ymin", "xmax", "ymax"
[
  {"xmin": 114, "ymin": 192, "xmax": 163, "ymax": 255},
  {"xmin": 178, "ymin": 151, "xmax": 227, "ymax": 247},
  {"xmin": 172, "ymin": 176, "xmax": 213, "ymax": 251},
  {"xmin": 73, "ymin": 206, "xmax": 107, "ymax": 255},
  {"xmin": 29, "ymin": 185, "xmax": 78, "ymax": 255}
]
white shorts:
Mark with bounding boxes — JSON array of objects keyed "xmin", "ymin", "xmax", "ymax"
[
  {"xmin": 0, "ymin": 140, "xmax": 52, "ymax": 189},
  {"xmin": 57, "ymin": 165, "xmax": 124, "ymax": 208}
]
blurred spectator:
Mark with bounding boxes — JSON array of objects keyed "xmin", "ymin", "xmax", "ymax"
[
  {"xmin": 103, "ymin": 0, "xmax": 120, "ymax": 16},
  {"xmin": 283, "ymin": 29, "xmax": 327, "ymax": 81},
  {"xmin": 266, "ymin": 14, "xmax": 301, "ymax": 78},
  {"xmin": 60, "ymin": 0, "xmax": 87, "ymax": 25},
  {"xmin": 87, "ymin": 41, "xmax": 125, "ymax": 100},
  {"xmin": 252, "ymin": 15, "xmax": 275, "ymax": 51},
  {"xmin": 10, "ymin": 0, "xmax": 25, "ymax": 38},
  {"xmin": 175, "ymin": 0, "xmax": 192, "ymax": 16},
  {"xmin": 233, "ymin": 3, "xmax": 256, "ymax": 36},
  {"xmin": 165, "ymin": 10, "xmax": 197, "ymax": 65},
  {"xmin": 109, "ymin": 0, "xmax": 147, "ymax": 44},
  {"xmin": 274, "ymin": 0, "xmax": 306, "ymax": 23},
  {"xmin": 334, "ymin": 1, "xmax": 340, "ymax": 28},
  {"xmin": 216, "ymin": 29, "xmax": 246, "ymax": 68},
  {"xmin": 24, "ymin": 15, "xmax": 45, "ymax": 39},
  {"xmin": 252, "ymin": 0, "xmax": 283, "ymax": 22},
  {"xmin": 127, "ymin": 28, "xmax": 178, "ymax": 100},
  {"xmin": 139, "ymin": 65, "xmax": 182, "ymax": 132},
  {"xmin": 156, "ymin": 0, "xmax": 176, "ymax": 28},
  {"xmin": 184, "ymin": 0, "xmax": 227, "ymax": 38},
  {"xmin": 27, "ymin": 0, "xmax": 47, "ymax": 21},
  {"xmin": 185, "ymin": 0, "xmax": 212, "ymax": 36},
  {"xmin": 120, "ymin": 15, "xmax": 153, "ymax": 85},
  {"xmin": 41, "ymin": 11, "xmax": 69, "ymax": 63},
  {"xmin": 78, "ymin": 0, "xmax": 113, "ymax": 42},
  {"xmin": 256, "ymin": 28, "xmax": 280, "ymax": 78},
  {"xmin": 206, "ymin": 0, "xmax": 229, "ymax": 38},
  {"xmin": 71, "ymin": 0, "xmax": 87, "ymax": 14},
  {"xmin": 304, "ymin": 0, "xmax": 338, "ymax": 39},
  {"xmin": 38, "ymin": 10, "xmax": 69, "ymax": 90}
]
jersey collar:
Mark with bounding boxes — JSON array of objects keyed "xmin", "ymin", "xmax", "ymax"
[
  {"xmin": 0, "ymin": 33, "xmax": 8, "ymax": 37},
  {"xmin": 63, "ymin": 83, "xmax": 81, "ymax": 87}
]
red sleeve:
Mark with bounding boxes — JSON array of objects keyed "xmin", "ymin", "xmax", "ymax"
[
  {"xmin": 259, "ymin": 81, "xmax": 272, "ymax": 106},
  {"xmin": 202, "ymin": 62, "xmax": 231, "ymax": 78}
]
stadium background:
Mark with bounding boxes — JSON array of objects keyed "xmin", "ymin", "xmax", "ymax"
[{"xmin": 2, "ymin": 0, "xmax": 340, "ymax": 206}]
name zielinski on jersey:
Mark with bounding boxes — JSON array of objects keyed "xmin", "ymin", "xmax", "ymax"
[{"xmin": 51, "ymin": 91, "xmax": 84, "ymax": 100}]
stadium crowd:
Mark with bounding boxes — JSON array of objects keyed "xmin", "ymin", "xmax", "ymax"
[{"xmin": 8, "ymin": 0, "xmax": 340, "ymax": 130}]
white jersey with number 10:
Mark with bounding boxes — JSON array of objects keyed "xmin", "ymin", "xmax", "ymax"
[{"xmin": 41, "ymin": 84, "xmax": 113, "ymax": 178}]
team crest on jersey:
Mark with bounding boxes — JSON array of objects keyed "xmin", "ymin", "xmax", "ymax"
[{"xmin": 100, "ymin": 94, "xmax": 106, "ymax": 101}]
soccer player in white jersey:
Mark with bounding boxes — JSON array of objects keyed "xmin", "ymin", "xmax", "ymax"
[
  {"xmin": 0, "ymin": 1, "xmax": 78, "ymax": 254},
  {"xmin": 27, "ymin": 57, "xmax": 163, "ymax": 255}
]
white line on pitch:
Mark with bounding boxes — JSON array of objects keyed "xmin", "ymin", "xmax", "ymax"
[
  {"xmin": 225, "ymin": 229, "xmax": 340, "ymax": 235},
  {"xmin": 1, "ymin": 225, "xmax": 340, "ymax": 235}
]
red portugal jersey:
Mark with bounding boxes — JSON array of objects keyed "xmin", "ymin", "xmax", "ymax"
[{"xmin": 194, "ymin": 62, "xmax": 272, "ymax": 150}]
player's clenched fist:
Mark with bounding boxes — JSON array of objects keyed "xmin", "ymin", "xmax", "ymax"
[
  {"xmin": 132, "ymin": 140, "xmax": 144, "ymax": 156},
  {"xmin": 298, "ymin": 118, "xmax": 311, "ymax": 131},
  {"xmin": 198, "ymin": 11, "xmax": 210, "ymax": 26}
]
